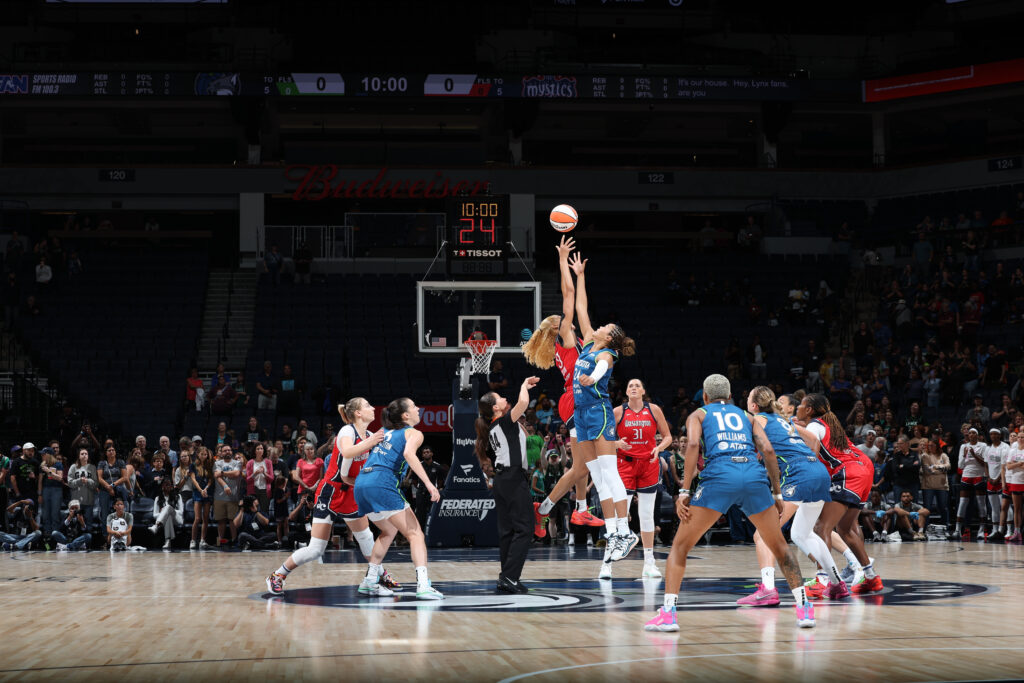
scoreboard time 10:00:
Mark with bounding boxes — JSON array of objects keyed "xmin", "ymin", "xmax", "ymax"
[{"xmin": 446, "ymin": 196, "xmax": 509, "ymax": 276}]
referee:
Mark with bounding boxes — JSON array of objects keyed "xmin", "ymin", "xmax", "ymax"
[{"xmin": 475, "ymin": 375, "xmax": 539, "ymax": 594}]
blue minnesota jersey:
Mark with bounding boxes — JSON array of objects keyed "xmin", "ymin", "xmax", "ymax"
[
  {"xmin": 362, "ymin": 428, "xmax": 410, "ymax": 479},
  {"xmin": 573, "ymin": 341, "xmax": 618, "ymax": 408},
  {"xmin": 700, "ymin": 402, "xmax": 757, "ymax": 466},
  {"xmin": 758, "ymin": 413, "xmax": 816, "ymax": 463}
]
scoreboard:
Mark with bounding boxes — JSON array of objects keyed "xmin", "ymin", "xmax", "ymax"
[
  {"xmin": 446, "ymin": 196, "xmax": 510, "ymax": 277},
  {"xmin": 0, "ymin": 72, "xmax": 857, "ymax": 101}
]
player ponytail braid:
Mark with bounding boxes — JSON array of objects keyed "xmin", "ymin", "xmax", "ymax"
[
  {"xmin": 475, "ymin": 393, "xmax": 498, "ymax": 466},
  {"xmin": 804, "ymin": 393, "xmax": 850, "ymax": 452},
  {"xmin": 608, "ymin": 324, "xmax": 636, "ymax": 357},
  {"xmin": 338, "ymin": 397, "xmax": 367, "ymax": 425},
  {"xmin": 749, "ymin": 385, "xmax": 784, "ymax": 415},
  {"xmin": 522, "ymin": 315, "xmax": 561, "ymax": 369}
]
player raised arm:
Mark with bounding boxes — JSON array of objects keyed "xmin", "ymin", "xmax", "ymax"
[
  {"xmin": 556, "ymin": 235, "xmax": 577, "ymax": 346},
  {"xmin": 569, "ymin": 252, "xmax": 593, "ymax": 341},
  {"xmin": 509, "ymin": 376, "xmax": 540, "ymax": 423}
]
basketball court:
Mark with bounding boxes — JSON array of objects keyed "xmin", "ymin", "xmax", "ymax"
[{"xmin": 3, "ymin": 542, "xmax": 1021, "ymax": 681}]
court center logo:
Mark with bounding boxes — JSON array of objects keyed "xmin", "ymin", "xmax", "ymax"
[{"xmin": 259, "ymin": 577, "xmax": 992, "ymax": 612}]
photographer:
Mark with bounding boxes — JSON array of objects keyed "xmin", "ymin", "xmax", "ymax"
[
  {"xmin": 234, "ymin": 495, "xmax": 279, "ymax": 550},
  {"xmin": 51, "ymin": 500, "xmax": 91, "ymax": 551},
  {"xmin": 67, "ymin": 448, "xmax": 97, "ymax": 529},
  {"xmin": 0, "ymin": 499, "xmax": 41, "ymax": 551},
  {"xmin": 70, "ymin": 421, "xmax": 101, "ymax": 460},
  {"xmin": 149, "ymin": 479, "xmax": 183, "ymax": 550},
  {"xmin": 287, "ymin": 489, "xmax": 315, "ymax": 548}
]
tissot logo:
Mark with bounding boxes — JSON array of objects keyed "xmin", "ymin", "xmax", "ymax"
[{"xmin": 263, "ymin": 577, "xmax": 991, "ymax": 612}]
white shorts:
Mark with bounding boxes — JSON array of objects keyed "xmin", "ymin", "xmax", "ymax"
[{"xmin": 366, "ymin": 503, "xmax": 410, "ymax": 522}]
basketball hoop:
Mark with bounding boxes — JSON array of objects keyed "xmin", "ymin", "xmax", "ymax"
[{"xmin": 465, "ymin": 338, "xmax": 498, "ymax": 375}]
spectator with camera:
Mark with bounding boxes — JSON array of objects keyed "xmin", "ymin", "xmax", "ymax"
[
  {"xmin": 148, "ymin": 479, "xmax": 184, "ymax": 550},
  {"xmin": 105, "ymin": 497, "xmax": 133, "ymax": 551},
  {"xmin": 234, "ymin": 495, "xmax": 280, "ymax": 550},
  {"xmin": 51, "ymin": 499, "xmax": 91, "ymax": 551},
  {"xmin": 270, "ymin": 474, "xmax": 291, "ymax": 543},
  {"xmin": 67, "ymin": 448, "xmax": 97, "ymax": 529},
  {"xmin": 213, "ymin": 444, "xmax": 241, "ymax": 547},
  {"xmin": 287, "ymin": 489, "xmax": 316, "ymax": 548},
  {"xmin": 1, "ymin": 499, "xmax": 41, "ymax": 550}
]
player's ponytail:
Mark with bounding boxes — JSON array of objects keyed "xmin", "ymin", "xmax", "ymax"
[
  {"xmin": 805, "ymin": 393, "xmax": 850, "ymax": 452},
  {"xmin": 749, "ymin": 385, "xmax": 783, "ymax": 415},
  {"xmin": 608, "ymin": 325, "xmax": 636, "ymax": 357},
  {"xmin": 475, "ymin": 392, "xmax": 498, "ymax": 465},
  {"xmin": 382, "ymin": 397, "xmax": 412, "ymax": 430},
  {"xmin": 338, "ymin": 397, "xmax": 367, "ymax": 425},
  {"xmin": 522, "ymin": 315, "xmax": 561, "ymax": 369}
]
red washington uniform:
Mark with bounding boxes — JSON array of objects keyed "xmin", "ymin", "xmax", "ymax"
[
  {"xmin": 554, "ymin": 331, "xmax": 583, "ymax": 432},
  {"xmin": 313, "ymin": 424, "xmax": 369, "ymax": 521},
  {"xmin": 811, "ymin": 418, "xmax": 872, "ymax": 508},
  {"xmin": 616, "ymin": 402, "xmax": 661, "ymax": 493}
]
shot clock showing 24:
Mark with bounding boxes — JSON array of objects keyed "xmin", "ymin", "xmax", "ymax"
[{"xmin": 445, "ymin": 195, "xmax": 510, "ymax": 277}]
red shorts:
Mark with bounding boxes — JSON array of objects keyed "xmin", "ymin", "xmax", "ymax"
[
  {"xmin": 829, "ymin": 455, "xmax": 873, "ymax": 508},
  {"xmin": 617, "ymin": 453, "xmax": 660, "ymax": 493},
  {"xmin": 987, "ymin": 480, "xmax": 1003, "ymax": 493},
  {"xmin": 558, "ymin": 392, "xmax": 575, "ymax": 433},
  {"xmin": 313, "ymin": 479, "xmax": 359, "ymax": 522},
  {"xmin": 1005, "ymin": 482, "xmax": 1024, "ymax": 494}
]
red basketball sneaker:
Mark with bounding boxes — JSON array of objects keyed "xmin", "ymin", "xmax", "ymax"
[
  {"xmin": 534, "ymin": 502, "xmax": 548, "ymax": 538},
  {"xmin": 571, "ymin": 509, "xmax": 605, "ymax": 527}
]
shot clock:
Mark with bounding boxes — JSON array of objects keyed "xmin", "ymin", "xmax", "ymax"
[{"xmin": 445, "ymin": 195, "xmax": 510, "ymax": 277}]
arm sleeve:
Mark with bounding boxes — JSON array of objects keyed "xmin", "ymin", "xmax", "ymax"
[{"xmin": 589, "ymin": 359, "xmax": 609, "ymax": 382}]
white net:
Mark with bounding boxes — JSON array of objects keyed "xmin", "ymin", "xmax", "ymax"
[{"xmin": 465, "ymin": 339, "xmax": 498, "ymax": 375}]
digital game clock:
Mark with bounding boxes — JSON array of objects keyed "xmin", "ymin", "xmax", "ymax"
[{"xmin": 445, "ymin": 195, "xmax": 509, "ymax": 277}]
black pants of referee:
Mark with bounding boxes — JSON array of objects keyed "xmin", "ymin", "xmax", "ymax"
[{"xmin": 492, "ymin": 468, "xmax": 533, "ymax": 582}]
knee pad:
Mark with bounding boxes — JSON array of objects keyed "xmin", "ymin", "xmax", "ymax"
[
  {"xmin": 585, "ymin": 459, "xmax": 608, "ymax": 500},
  {"xmin": 352, "ymin": 528, "xmax": 375, "ymax": 558},
  {"xmin": 637, "ymin": 492, "xmax": 656, "ymax": 533},
  {"xmin": 290, "ymin": 536, "xmax": 328, "ymax": 567},
  {"xmin": 598, "ymin": 454, "xmax": 627, "ymax": 503}
]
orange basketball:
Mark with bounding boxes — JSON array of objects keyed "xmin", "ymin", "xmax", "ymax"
[{"xmin": 549, "ymin": 204, "xmax": 578, "ymax": 232}]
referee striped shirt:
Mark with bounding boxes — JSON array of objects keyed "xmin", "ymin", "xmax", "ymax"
[{"xmin": 489, "ymin": 414, "xmax": 528, "ymax": 471}]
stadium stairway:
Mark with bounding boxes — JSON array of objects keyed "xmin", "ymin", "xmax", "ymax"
[{"xmin": 197, "ymin": 268, "xmax": 258, "ymax": 370}]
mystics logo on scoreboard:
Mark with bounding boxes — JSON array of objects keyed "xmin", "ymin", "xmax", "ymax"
[
  {"xmin": 260, "ymin": 576, "xmax": 993, "ymax": 613},
  {"xmin": 521, "ymin": 75, "xmax": 578, "ymax": 98}
]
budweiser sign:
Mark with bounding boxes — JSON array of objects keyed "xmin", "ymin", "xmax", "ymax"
[{"xmin": 286, "ymin": 165, "xmax": 490, "ymax": 201}]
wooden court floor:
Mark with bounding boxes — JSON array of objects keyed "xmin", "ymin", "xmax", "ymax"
[{"xmin": 1, "ymin": 541, "xmax": 1022, "ymax": 682}]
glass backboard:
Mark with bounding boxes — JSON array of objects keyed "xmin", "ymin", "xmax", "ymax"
[{"xmin": 416, "ymin": 281, "xmax": 542, "ymax": 356}]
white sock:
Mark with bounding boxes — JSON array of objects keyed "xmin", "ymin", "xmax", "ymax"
[
  {"xmin": 863, "ymin": 562, "xmax": 877, "ymax": 579},
  {"xmin": 366, "ymin": 563, "xmax": 382, "ymax": 581},
  {"xmin": 792, "ymin": 585, "xmax": 809, "ymax": 607},
  {"xmin": 277, "ymin": 564, "xmax": 291, "ymax": 577},
  {"xmin": 538, "ymin": 497, "xmax": 554, "ymax": 515},
  {"xmin": 760, "ymin": 566, "xmax": 775, "ymax": 590},
  {"xmin": 576, "ymin": 499, "xmax": 587, "ymax": 513},
  {"xmin": 663, "ymin": 593, "xmax": 677, "ymax": 608},
  {"xmin": 617, "ymin": 518, "xmax": 630, "ymax": 535},
  {"xmin": 842, "ymin": 548, "xmax": 862, "ymax": 570},
  {"xmin": 816, "ymin": 570, "xmax": 829, "ymax": 587},
  {"xmin": 999, "ymin": 525, "xmax": 1006, "ymax": 534},
  {"xmin": 643, "ymin": 547, "xmax": 655, "ymax": 564},
  {"xmin": 605, "ymin": 517, "xmax": 617, "ymax": 537},
  {"xmin": 955, "ymin": 521, "xmax": 962, "ymax": 533},
  {"xmin": 415, "ymin": 565, "xmax": 429, "ymax": 586}
]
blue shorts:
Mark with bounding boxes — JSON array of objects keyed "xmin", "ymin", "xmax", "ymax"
[
  {"xmin": 354, "ymin": 471, "xmax": 408, "ymax": 519},
  {"xmin": 779, "ymin": 456, "xmax": 832, "ymax": 503},
  {"xmin": 574, "ymin": 401, "xmax": 616, "ymax": 442},
  {"xmin": 691, "ymin": 459, "xmax": 775, "ymax": 517}
]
